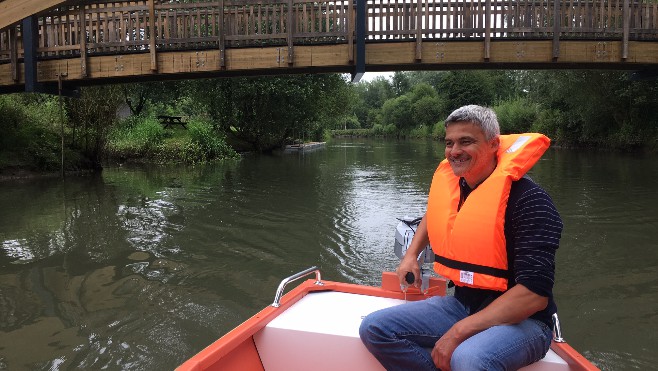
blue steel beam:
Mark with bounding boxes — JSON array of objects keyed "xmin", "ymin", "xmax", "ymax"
[{"xmin": 351, "ymin": 0, "xmax": 365, "ymax": 83}]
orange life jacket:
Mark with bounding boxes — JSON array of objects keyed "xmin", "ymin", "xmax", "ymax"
[{"xmin": 426, "ymin": 133, "xmax": 550, "ymax": 291}]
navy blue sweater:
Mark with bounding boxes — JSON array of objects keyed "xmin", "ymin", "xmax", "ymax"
[{"xmin": 454, "ymin": 176, "xmax": 563, "ymax": 328}]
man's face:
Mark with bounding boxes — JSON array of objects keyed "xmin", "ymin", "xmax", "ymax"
[{"xmin": 444, "ymin": 121, "xmax": 499, "ymax": 187}]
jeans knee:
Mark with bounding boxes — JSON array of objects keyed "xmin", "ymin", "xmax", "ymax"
[
  {"xmin": 359, "ymin": 314, "xmax": 376, "ymax": 345},
  {"xmin": 359, "ymin": 313, "xmax": 390, "ymax": 349},
  {"xmin": 451, "ymin": 346, "xmax": 489, "ymax": 371}
]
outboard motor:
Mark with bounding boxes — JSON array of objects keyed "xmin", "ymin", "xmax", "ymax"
[{"xmin": 394, "ymin": 216, "xmax": 434, "ymax": 293}]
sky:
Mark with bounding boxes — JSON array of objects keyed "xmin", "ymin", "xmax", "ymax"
[{"xmin": 359, "ymin": 71, "xmax": 394, "ymax": 82}]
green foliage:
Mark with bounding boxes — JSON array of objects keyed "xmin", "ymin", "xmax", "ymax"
[
  {"xmin": 0, "ymin": 94, "xmax": 68, "ymax": 171},
  {"xmin": 432, "ymin": 121, "xmax": 446, "ymax": 140},
  {"xmin": 494, "ymin": 97, "xmax": 538, "ymax": 134},
  {"xmin": 106, "ymin": 116, "xmax": 165, "ymax": 158},
  {"xmin": 392, "ymin": 71, "xmax": 411, "ymax": 96},
  {"xmin": 381, "ymin": 95, "xmax": 415, "ymax": 133},
  {"xmin": 408, "ymin": 125, "xmax": 433, "ymax": 138},
  {"xmin": 187, "ymin": 74, "xmax": 352, "ymax": 151},
  {"xmin": 106, "ymin": 116, "xmax": 237, "ymax": 163},
  {"xmin": 66, "ymin": 85, "xmax": 125, "ymax": 166},
  {"xmin": 437, "ymin": 71, "xmax": 498, "ymax": 112},
  {"xmin": 523, "ymin": 70, "xmax": 658, "ymax": 148},
  {"xmin": 187, "ymin": 119, "xmax": 239, "ymax": 160},
  {"xmin": 336, "ymin": 115, "xmax": 361, "ymax": 130}
]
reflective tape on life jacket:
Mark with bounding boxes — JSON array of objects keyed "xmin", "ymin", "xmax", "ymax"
[{"xmin": 426, "ymin": 133, "xmax": 550, "ymax": 291}]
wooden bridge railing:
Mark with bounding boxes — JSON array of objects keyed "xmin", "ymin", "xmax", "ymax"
[{"xmin": 2, "ymin": 0, "xmax": 658, "ymax": 65}]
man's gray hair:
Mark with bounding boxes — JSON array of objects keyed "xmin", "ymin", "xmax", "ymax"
[{"xmin": 444, "ymin": 105, "xmax": 500, "ymax": 141}]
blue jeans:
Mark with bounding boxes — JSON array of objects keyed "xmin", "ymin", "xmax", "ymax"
[{"xmin": 359, "ymin": 296, "xmax": 552, "ymax": 371}]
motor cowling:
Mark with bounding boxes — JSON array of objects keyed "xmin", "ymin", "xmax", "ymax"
[{"xmin": 393, "ymin": 216, "xmax": 434, "ymax": 263}]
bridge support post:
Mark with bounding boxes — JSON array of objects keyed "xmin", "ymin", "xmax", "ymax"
[
  {"xmin": 287, "ymin": 0, "xmax": 295, "ymax": 66},
  {"xmin": 149, "ymin": 0, "xmax": 158, "ymax": 72},
  {"xmin": 9, "ymin": 26, "xmax": 19, "ymax": 82},
  {"xmin": 79, "ymin": 7, "xmax": 88, "ymax": 78},
  {"xmin": 218, "ymin": 0, "xmax": 226, "ymax": 69},
  {"xmin": 22, "ymin": 16, "xmax": 39, "ymax": 92},
  {"xmin": 622, "ymin": 0, "xmax": 630, "ymax": 60},
  {"xmin": 348, "ymin": 0, "xmax": 354, "ymax": 63},
  {"xmin": 351, "ymin": 0, "xmax": 366, "ymax": 83},
  {"xmin": 552, "ymin": 0, "xmax": 561, "ymax": 60}
]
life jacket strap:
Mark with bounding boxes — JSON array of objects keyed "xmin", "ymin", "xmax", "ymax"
[{"xmin": 434, "ymin": 255, "xmax": 509, "ymax": 279}]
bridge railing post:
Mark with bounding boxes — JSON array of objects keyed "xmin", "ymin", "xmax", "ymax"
[
  {"xmin": 79, "ymin": 6, "xmax": 88, "ymax": 78},
  {"xmin": 148, "ymin": 0, "xmax": 158, "ymax": 72},
  {"xmin": 484, "ymin": 0, "xmax": 491, "ymax": 61},
  {"xmin": 415, "ymin": 0, "xmax": 422, "ymax": 61},
  {"xmin": 348, "ymin": 0, "xmax": 354, "ymax": 63},
  {"xmin": 287, "ymin": 0, "xmax": 294, "ymax": 66},
  {"xmin": 552, "ymin": 0, "xmax": 560, "ymax": 60},
  {"xmin": 218, "ymin": 0, "xmax": 225, "ymax": 69},
  {"xmin": 622, "ymin": 0, "xmax": 629, "ymax": 60}
]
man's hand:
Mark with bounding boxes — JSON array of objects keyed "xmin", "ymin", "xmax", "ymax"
[
  {"xmin": 396, "ymin": 256, "xmax": 421, "ymax": 288},
  {"xmin": 396, "ymin": 215, "xmax": 429, "ymax": 288},
  {"xmin": 429, "ymin": 284, "xmax": 549, "ymax": 369},
  {"xmin": 431, "ymin": 327, "xmax": 462, "ymax": 371}
]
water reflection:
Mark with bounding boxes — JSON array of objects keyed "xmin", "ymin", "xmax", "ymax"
[{"xmin": 0, "ymin": 140, "xmax": 656, "ymax": 370}]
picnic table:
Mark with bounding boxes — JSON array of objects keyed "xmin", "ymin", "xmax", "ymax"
[{"xmin": 158, "ymin": 115, "xmax": 187, "ymax": 129}]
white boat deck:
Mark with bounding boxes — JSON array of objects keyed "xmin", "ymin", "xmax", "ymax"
[{"xmin": 253, "ymin": 291, "xmax": 570, "ymax": 371}]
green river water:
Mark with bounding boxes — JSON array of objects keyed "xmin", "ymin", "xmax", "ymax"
[{"xmin": 0, "ymin": 138, "xmax": 656, "ymax": 370}]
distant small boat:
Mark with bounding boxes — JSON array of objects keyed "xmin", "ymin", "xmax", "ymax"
[
  {"xmin": 284, "ymin": 142, "xmax": 326, "ymax": 152},
  {"xmin": 177, "ymin": 267, "xmax": 599, "ymax": 371}
]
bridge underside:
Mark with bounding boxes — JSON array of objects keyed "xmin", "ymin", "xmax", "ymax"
[
  {"xmin": 1, "ymin": 39, "xmax": 657, "ymax": 92},
  {"xmin": 0, "ymin": 0, "xmax": 68, "ymax": 31}
]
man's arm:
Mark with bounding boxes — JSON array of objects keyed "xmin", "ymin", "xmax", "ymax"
[
  {"xmin": 396, "ymin": 214, "xmax": 429, "ymax": 287},
  {"xmin": 431, "ymin": 284, "xmax": 548, "ymax": 370}
]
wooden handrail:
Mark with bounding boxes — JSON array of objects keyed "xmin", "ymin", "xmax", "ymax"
[{"xmin": 1, "ymin": 0, "xmax": 658, "ymax": 62}]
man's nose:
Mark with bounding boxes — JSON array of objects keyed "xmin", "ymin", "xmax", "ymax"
[{"xmin": 449, "ymin": 144, "xmax": 463, "ymax": 156}]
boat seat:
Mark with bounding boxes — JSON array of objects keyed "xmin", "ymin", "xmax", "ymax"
[{"xmin": 253, "ymin": 291, "xmax": 569, "ymax": 371}]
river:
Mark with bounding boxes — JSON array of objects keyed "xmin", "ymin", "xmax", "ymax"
[{"xmin": 0, "ymin": 138, "xmax": 656, "ymax": 370}]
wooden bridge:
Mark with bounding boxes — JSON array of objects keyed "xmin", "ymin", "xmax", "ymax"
[{"xmin": 2, "ymin": 0, "xmax": 658, "ymax": 93}]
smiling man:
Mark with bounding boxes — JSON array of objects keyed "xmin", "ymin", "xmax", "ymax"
[{"xmin": 359, "ymin": 105, "xmax": 563, "ymax": 370}]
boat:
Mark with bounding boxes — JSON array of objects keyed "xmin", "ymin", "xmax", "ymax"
[
  {"xmin": 283, "ymin": 141, "xmax": 326, "ymax": 152},
  {"xmin": 178, "ymin": 218, "xmax": 598, "ymax": 370},
  {"xmin": 177, "ymin": 266, "xmax": 599, "ymax": 371}
]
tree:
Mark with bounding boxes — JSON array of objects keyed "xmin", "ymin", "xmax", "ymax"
[
  {"xmin": 381, "ymin": 95, "xmax": 414, "ymax": 135},
  {"xmin": 392, "ymin": 71, "xmax": 411, "ymax": 96},
  {"xmin": 188, "ymin": 74, "xmax": 352, "ymax": 151},
  {"xmin": 436, "ymin": 71, "xmax": 498, "ymax": 112},
  {"xmin": 523, "ymin": 70, "xmax": 658, "ymax": 147},
  {"xmin": 66, "ymin": 85, "xmax": 124, "ymax": 167}
]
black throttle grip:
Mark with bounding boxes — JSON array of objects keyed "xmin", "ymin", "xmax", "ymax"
[{"xmin": 405, "ymin": 272, "xmax": 415, "ymax": 285}]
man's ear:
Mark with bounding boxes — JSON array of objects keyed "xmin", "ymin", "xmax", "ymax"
[{"xmin": 491, "ymin": 136, "xmax": 500, "ymax": 151}]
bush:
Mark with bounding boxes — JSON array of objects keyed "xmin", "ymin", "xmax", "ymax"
[
  {"xmin": 0, "ymin": 94, "xmax": 72, "ymax": 171},
  {"xmin": 106, "ymin": 116, "xmax": 238, "ymax": 163},
  {"xmin": 408, "ymin": 125, "xmax": 432, "ymax": 138},
  {"xmin": 494, "ymin": 97, "xmax": 538, "ymax": 134},
  {"xmin": 432, "ymin": 121, "xmax": 446, "ymax": 140},
  {"xmin": 106, "ymin": 116, "xmax": 166, "ymax": 158},
  {"xmin": 187, "ymin": 119, "xmax": 238, "ymax": 161}
]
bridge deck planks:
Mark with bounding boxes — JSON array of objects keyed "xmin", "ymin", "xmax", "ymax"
[{"xmin": 4, "ymin": 40, "xmax": 658, "ymax": 87}]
